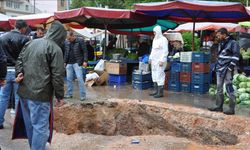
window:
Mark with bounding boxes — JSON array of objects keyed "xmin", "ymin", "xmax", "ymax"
[
  {"xmin": 6, "ymin": 1, "xmax": 12, "ymax": 8},
  {"xmin": 61, "ymin": 0, "xmax": 65, "ymax": 7},
  {"xmin": 14, "ymin": 2, "xmax": 20, "ymax": 9},
  {"xmin": 25, "ymin": 5, "xmax": 29, "ymax": 11}
]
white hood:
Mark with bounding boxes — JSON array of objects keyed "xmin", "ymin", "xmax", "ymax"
[{"xmin": 153, "ymin": 25, "xmax": 163, "ymax": 39}]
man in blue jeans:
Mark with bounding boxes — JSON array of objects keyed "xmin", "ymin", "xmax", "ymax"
[
  {"xmin": 0, "ymin": 20, "xmax": 29, "ymax": 129},
  {"xmin": 15, "ymin": 21, "xmax": 66, "ymax": 150},
  {"xmin": 64, "ymin": 31, "xmax": 88, "ymax": 101}
]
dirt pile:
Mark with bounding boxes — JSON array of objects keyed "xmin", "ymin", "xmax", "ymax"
[{"xmin": 54, "ymin": 99, "xmax": 250, "ymax": 146}]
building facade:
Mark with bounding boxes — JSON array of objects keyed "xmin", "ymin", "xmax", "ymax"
[
  {"xmin": 0, "ymin": 0, "xmax": 41, "ymax": 17},
  {"xmin": 57, "ymin": 0, "xmax": 71, "ymax": 11}
]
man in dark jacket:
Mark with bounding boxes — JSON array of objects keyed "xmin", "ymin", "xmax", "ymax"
[
  {"xmin": 15, "ymin": 21, "xmax": 66, "ymax": 150},
  {"xmin": 64, "ymin": 31, "xmax": 88, "ymax": 101},
  {"xmin": 208, "ymin": 28, "xmax": 240, "ymax": 115},
  {"xmin": 0, "ymin": 48, "xmax": 6, "ymax": 86},
  {"xmin": 0, "ymin": 20, "xmax": 29, "ymax": 129}
]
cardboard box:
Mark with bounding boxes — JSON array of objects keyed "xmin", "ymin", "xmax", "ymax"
[
  {"xmin": 85, "ymin": 71, "xmax": 108, "ymax": 87},
  {"xmin": 105, "ymin": 62, "xmax": 127, "ymax": 75}
]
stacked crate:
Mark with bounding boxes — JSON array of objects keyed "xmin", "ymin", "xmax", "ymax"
[
  {"xmin": 168, "ymin": 61, "xmax": 181, "ymax": 92},
  {"xmin": 191, "ymin": 52, "xmax": 210, "ymax": 94},
  {"xmin": 132, "ymin": 70, "xmax": 152, "ymax": 90},
  {"xmin": 179, "ymin": 52, "xmax": 192, "ymax": 93},
  {"xmin": 106, "ymin": 62, "xmax": 127, "ymax": 86}
]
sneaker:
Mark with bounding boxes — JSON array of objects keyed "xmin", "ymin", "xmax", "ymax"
[
  {"xmin": 0, "ymin": 125, "xmax": 3, "ymax": 129},
  {"xmin": 64, "ymin": 95, "xmax": 73, "ymax": 99}
]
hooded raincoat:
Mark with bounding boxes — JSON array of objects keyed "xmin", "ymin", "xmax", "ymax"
[
  {"xmin": 13, "ymin": 21, "xmax": 67, "ymax": 143},
  {"xmin": 149, "ymin": 26, "xmax": 169, "ymax": 86}
]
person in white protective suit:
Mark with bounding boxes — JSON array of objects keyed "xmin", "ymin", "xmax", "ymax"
[{"xmin": 149, "ymin": 25, "xmax": 169, "ymax": 98}]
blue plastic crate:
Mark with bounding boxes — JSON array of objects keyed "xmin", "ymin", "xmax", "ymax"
[
  {"xmin": 181, "ymin": 63, "xmax": 192, "ymax": 72},
  {"xmin": 167, "ymin": 57, "xmax": 180, "ymax": 62},
  {"xmin": 168, "ymin": 80, "xmax": 181, "ymax": 92},
  {"xmin": 171, "ymin": 62, "xmax": 181, "ymax": 72},
  {"xmin": 191, "ymin": 73, "xmax": 210, "ymax": 84},
  {"xmin": 191, "ymin": 83, "xmax": 209, "ymax": 94},
  {"xmin": 132, "ymin": 81, "xmax": 152, "ymax": 90},
  {"xmin": 192, "ymin": 52, "xmax": 210, "ymax": 63},
  {"xmin": 108, "ymin": 74, "xmax": 126, "ymax": 84},
  {"xmin": 180, "ymin": 82, "xmax": 191, "ymax": 93},
  {"xmin": 132, "ymin": 71, "xmax": 152, "ymax": 82},
  {"xmin": 169, "ymin": 72, "xmax": 180, "ymax": 82}
]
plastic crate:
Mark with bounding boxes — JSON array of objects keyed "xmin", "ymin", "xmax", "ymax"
[
  {"xmin": 191, "ymin": 73, "xmax": 210, "ymax": 84},
  {"xmin": 181, "ymin": 63, "xmax": 192, "ymax": 72},
  {"xmin": 180, "ymin": 52, "xmax": 192, "ymax": 63},
  {"xmin": 181, "ymin": 82, "xmax": 191, "ymax": 93},
  {"xmin": 167, "ymin": 57, "xmax": 180, "ymax": 62},
  {"xmin": 168, "ymin": 80, "xmax": 181, "ymax": 92},
  {"xmin": 180, "ymin": 72, "xmax": 191, "ymax": 82},
  {"xmin": 169, "ymin": 72, "xmax": 180, "ymax": 82},
  {"xmin": 171, "ymin": 62, "xmax": 181, "ymax": 72},
  {"xmin": 192, "ymin": 52, "xmax": 210, "ymax": 63},
  {"xmin": 192, "ymin": 62, "xmax": 210, "ymax": 73},
  {"xmin": 132, "ymin": 71, "xmax": 152, "ymax": 82},
  {"xmin": 191, "ymin": 83, "xmax": 209, "ymax": 94},
  {"xmin": 108, "ymin": 74, "xmax": 126, "ymax": 85},
  {"xmin": 132, "ymin": 81, "xmax": 153, "ymax": 90}
]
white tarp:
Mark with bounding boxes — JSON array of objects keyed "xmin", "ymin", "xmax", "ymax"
[
  {"xmin": 72, "ymin": 28, "xmax": 104, "ymax": 39},
  {"xmin": 173, "ymin": 22, "xmax": 246, "ymax": 32}
]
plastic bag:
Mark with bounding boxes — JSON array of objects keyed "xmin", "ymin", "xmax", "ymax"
[{"xmin": 94, "ymin": 59, "xmax": 105, "ymax": 71}]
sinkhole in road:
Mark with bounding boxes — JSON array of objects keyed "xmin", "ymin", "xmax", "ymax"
[{"xmin": 53, "ymin": 100, "xmax": 248, "ymax": 146}]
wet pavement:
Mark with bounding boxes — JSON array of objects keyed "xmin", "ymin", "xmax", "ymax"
[
  {"xmin": 1, "ymin": 82, "xmax": 250, "ymax": 150},
  {"xmin": 70, "ymin": 82, "xmax": 250, "ymax": 117}
]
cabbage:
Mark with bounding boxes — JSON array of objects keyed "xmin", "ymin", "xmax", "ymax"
[
  {"xmin": 241, "ymin": 100, "xmax": 250, "ymax": 105},
  {"xmin": 238, "ymin": 88, "xmax": 246, "ymax": 94},
  {"xmin": 236, "ymin": 98, "xmax": 241, "ymax": 104},
  {"xmin": 246, "ymin": 88, "xmax": 250, "ymax": 93},
  {"xmin": 238, "ymin": 74, "xmax": 248, "ymax": 82},
  {"xmin": 209, "ymin": 88, "xmax": 216, "ymax": 96},
  {"xmin": 247, "ymin": 82, "xmax": 250, "ymax": 88},
  {"xmin": 239, "ymin": 93, "xmax": 250, "ymax": 101},
  {"xmin": 224, "ymin": 98, "xmax": 229, "ymax": 104},
  {"xmin": 239, "ymin": 82, "xmax": 248, "ymax": 88}
]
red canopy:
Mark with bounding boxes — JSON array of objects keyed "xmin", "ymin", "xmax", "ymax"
[
  {"xmin": 54, "ymin": 7, "xmax": 156, "ymax": 29},
  {"xmin": 9, "ymin": 13, "xmax": 54, "ymax": 28},
  {"xmin": 0, "ymin": 13, "xmax": 10, "ymax": 30},
  {"xmin": 135, "ymin": 0, "xmax": 250, "ymax": 22}
]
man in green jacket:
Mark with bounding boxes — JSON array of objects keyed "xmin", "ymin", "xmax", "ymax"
[{"xmin": 15, "ymin": 21, "xmax": 66, "ymax": 150}]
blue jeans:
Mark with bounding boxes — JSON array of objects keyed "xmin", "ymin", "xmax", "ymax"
[
  {"xmin": 20, "ymin": 99, "xmax": 50, "ymax": 150},
  {"xmin": 65, "ymin": 63, "xmax": 86, "ymax": 99},
  {"xmin": 0, "ymin": 70, "xmax": 19, "ymax": 125}
]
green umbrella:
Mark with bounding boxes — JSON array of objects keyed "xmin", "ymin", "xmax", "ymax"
[
  {"xmin": 239, "ymin": 21, "xmax": 250, "ymax": 27},
  {"xmin": 110, "ymin": 19, "xmax": 178, "ymax": 35}
]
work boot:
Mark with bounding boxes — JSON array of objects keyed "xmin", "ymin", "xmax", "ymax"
[
  {"xmin": 223, "ymin": 95, "xmax": 235, "ymax": 115},
  {"xmin": 208, "ymin": 94, "xmax": 224, "ymax": 112},
  {"xmin": 154, "ymin": 86, "xmax": 164, "ymax": 98},
  {"xmin": 150, "ymin": 82, "xmax": 158, "ymax": 96}
]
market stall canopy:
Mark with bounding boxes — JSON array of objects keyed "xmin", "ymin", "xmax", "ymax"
[
  {"xmin": 109, "ymin": 19, "xmax": 178, "ymax": 36},
  {"xmin": 174, "ymin": 22, "xmax": 246, "ymax": 32},
  {"xmin": 0, "ymin": 13, "xmax": 10, "ymax": 30},
  {"xmin": 72, "ymin": 28, "xmax": 104, "ymax": 39},
  {"xmin": 54, "ymin": 7, "xmax": 157, "ymax": 29},
  {"xmin": 9, "ymin": 13, "xmax": 54, "ymax": 28},
  {"xmin": 134, "ymin": 0, "xmax": 250, "ymax": 22},
  {"xmin": 135, "ymin": 0, "xmax": 250, "ymax": 50}
]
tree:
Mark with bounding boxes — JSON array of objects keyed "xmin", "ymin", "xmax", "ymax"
[{"xmin": 71, "ymin": 0, "xmax": 125, "ymax": 9}]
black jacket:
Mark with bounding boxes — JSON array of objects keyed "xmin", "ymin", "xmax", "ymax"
[
  {"xmin": 0, "ymin": 30, "xmax": 29, "ymax": 66},
  {"xmin": 64, "ymin": 38, "xmax": 88, "ymax": 66},
  {"xmin": 216, "ymin": 37, "xmax": 240, "ymax": 73},
  {"xmin": 0, "ymin": 46, "xmax": 7, "ymax": 80},
  {"xmin": 16, "ymin": 21, "xmax": 66, "ymax": 102}
]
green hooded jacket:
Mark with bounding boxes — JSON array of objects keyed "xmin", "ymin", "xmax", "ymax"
[{"xmin": 16, "ymin": 21, "xmax": 67, "ymax": 102}]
